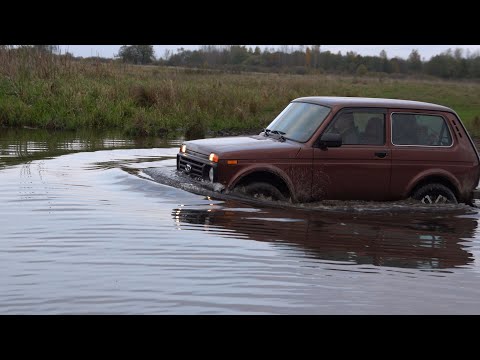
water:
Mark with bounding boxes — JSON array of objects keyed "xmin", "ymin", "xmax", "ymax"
[{"xmin": 2, "ymin": 128, "xmax": 480, "ymax": 314}]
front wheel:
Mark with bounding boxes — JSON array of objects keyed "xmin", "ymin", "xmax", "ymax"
[
  {"xmin": 240, "ymin": 182, "xmax": 286, "ymax": 202},
  {"xmin": 412, "ymin": 183, "xmax": 458, "ymax": 204}
]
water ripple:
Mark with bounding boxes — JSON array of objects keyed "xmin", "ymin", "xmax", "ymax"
[{"xmin": 2, "ymin": 133, "xmax": 480, "ymax": 313}]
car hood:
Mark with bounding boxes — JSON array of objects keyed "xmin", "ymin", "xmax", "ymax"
[{"xmin": 185, "ymin": 135, "xmax": 302, "ymax": 159}]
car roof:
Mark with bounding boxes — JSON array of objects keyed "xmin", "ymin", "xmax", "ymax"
[{"xmin": 293, "ymin": 96, "xmax": 453, "ymax": 112}]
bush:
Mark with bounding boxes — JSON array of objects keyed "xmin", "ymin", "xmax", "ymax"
[{"xmin": 356, "ymin": 64, "xmax": 368, "ymax": 77}]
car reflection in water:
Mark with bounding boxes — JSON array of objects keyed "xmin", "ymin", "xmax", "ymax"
[{"xmin": 172, "ymin": 202, "xmax": 478, "ymax": 270}]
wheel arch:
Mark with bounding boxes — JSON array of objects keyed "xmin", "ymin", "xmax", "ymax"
[
  {"xmin": 229, "ymin": 166, "xmax": 295, "ymax": 201},
  {"xmin": 407, "ymin": 171, "xmax": 460, "ymax": 200}
]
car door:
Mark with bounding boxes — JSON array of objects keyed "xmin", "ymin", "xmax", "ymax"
[{"xmin": 312, "ymin": 108, "xmax": 392, "ymax": 201}]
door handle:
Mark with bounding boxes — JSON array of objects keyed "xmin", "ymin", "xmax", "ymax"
[{"xmin": 374, "ymin": 151, "xmax": 388, "ymax": 158}]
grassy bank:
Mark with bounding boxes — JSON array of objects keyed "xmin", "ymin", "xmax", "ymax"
[{"xmin": 1, "ymin": 49, "xmax": 480, "ymax": 137}]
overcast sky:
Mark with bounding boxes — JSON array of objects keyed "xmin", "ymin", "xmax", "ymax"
[{"xmin": 59, "ymin": 45, "xmax": 480, "ymax": 60}]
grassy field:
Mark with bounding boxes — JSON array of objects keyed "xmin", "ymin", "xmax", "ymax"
[{"xmin": 1, "ymin": 50, "xmax": 480, "ymax": 137}]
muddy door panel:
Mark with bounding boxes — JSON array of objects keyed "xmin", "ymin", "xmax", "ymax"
[{"xmin": 313, "ymin": 146, "xmax": 392, "ymax": 200}]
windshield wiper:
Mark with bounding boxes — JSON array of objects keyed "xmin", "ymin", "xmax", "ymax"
[
  {"xmin": 262, "ymin": 128, "xmax": 272, "ymax": 137},
  {"xmin": 269, "ymin": 130, "xmax": 287, "ymax": 142}
]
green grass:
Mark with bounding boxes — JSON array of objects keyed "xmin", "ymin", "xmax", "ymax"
[{"xmin": 1, "ymin": 50, "xmax": 480, "ymax": 137}]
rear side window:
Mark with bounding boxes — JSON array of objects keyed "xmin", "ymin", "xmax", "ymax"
[{"xmin": 392, "ymin": 113, "xmax": 453, "ymax": 146}]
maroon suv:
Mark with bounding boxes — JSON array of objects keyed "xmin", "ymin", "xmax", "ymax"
[{"xmin": 177, "ymin": 97, "xmax": 480, "ymax": 204}]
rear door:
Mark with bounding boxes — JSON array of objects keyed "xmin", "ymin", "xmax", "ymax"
[{"xmin": 312, "ymin": 108, "xmax": 392, "ymax": 200}]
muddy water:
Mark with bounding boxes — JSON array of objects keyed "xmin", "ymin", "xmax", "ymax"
[{"xmin": 2, "ymin": 128, "xmax": 480, "ymax": 314}]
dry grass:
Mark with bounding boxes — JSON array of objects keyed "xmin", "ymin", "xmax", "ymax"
[{"xmin": 1, "ymin": 47, "xmax": 480, "ymax": 137}]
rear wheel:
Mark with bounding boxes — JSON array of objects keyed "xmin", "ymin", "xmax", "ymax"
[
  {"xmin": 241, "ymin": 182, "xmax": 286, "ymax": 201},
  {"xmin": 412, "ymin": 183, "xmax": 458, "ymax": 204}
]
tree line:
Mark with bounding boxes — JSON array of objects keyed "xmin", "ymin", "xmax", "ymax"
[
  {"xmin": 4, "ymin": 45, "xmax": 480, "ymax": 80},
  {"xmin": 114, "ymin": 45, "xmax": 480, "ymax": 80},
  {"xmin": 156, "ymin": 45, "xmax": 480, "ymax": 80}
]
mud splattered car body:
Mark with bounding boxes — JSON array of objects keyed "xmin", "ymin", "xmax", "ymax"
[{"xmin": 177, "ymin": 97, "xmax": 480, "ymax": 204}]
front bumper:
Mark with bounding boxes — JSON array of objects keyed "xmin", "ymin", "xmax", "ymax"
[{"xmin": 177, "ymin": 152, "xmax": 218, "ymax": 181}]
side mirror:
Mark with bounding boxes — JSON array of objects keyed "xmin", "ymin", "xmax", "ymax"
[{"xmin": 317, "ymin": 133, "xmax": 342, "ymax": 149}]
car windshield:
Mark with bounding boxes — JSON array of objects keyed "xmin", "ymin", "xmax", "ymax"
[{"xmin": 265, "ymin": 102, "xmax": 331, "ymax": 142}]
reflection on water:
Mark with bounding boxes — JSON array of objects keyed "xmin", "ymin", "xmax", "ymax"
[
  {"xmin": 2, "ymin": 128, "xmax": 480, "ymax": 314},
  {"xmin": 172, "ymin": 207, "xmax": 476, "ymax": 270},
  {"xmin": 0, "ymin": 127, "xmax": 183, "ymax": 167}
]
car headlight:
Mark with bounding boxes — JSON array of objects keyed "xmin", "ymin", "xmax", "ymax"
[
  {"xmin": 209, "ymin": 167, "xmax": 214, "ymax": 182},
  {"xmin": 180, "ymin": 144, "xmax": 186, "ymax": 153},
  {"xmin": 209, "ymin": 153, "xmax": 219, "ymax": 162}
]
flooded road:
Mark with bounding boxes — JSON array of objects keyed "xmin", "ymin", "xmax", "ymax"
[{"xmin": 2, "ymin": 128, "xmax": 480, "ymax": 314}]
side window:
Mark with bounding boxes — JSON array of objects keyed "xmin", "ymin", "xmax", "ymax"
[
  {"xmin": 325, "ymin": 111, "xmax": 385, "ymax": 145},
  {"xmin": 392, "ymin": 113, "xmax": 452, "ymax": 146}
]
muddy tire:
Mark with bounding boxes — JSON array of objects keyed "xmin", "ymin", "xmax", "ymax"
[
  {"xmin": 412, "ymin": 183, "xmax": 458, "ymax": 204},
  {"xmin": 241, "ymin": 182, "xmax": 286, "ymax": 201}
]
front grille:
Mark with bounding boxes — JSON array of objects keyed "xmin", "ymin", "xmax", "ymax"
[
  {"xmin": 186, "ymin": 149, "xmax": 209, "ymax": 160},
  {"xmin": 178, "ymin": 155, "xmax": 206, "ymax": 178}
]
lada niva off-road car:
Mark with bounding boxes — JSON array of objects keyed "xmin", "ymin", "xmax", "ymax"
[{"xmin": 177, "ymin": 97, "xmax": 480, "ymax": 205}]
